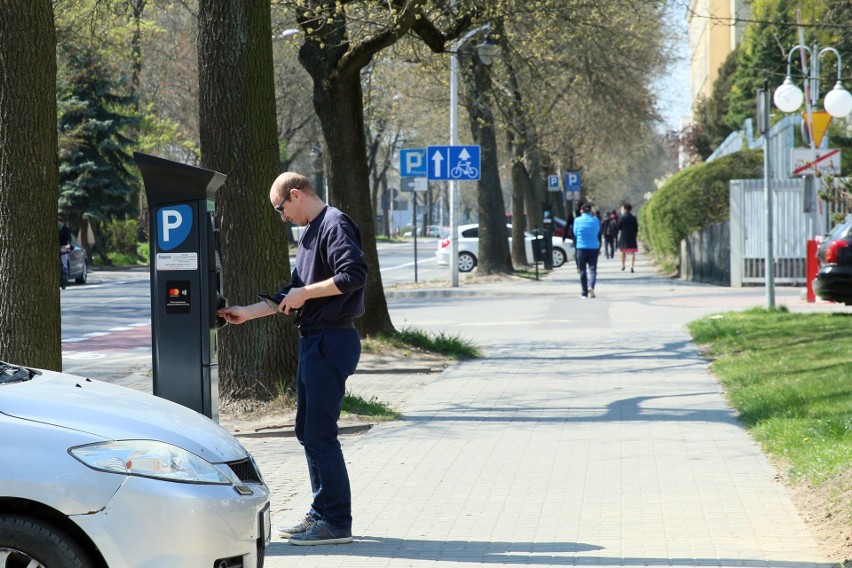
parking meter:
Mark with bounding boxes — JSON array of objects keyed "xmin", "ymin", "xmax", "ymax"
[
  {"xmin": 134, "ymin": 152, "xmax": 227, "ymax": 420},
  {"xmin": 542, "ymin": 205, "xmax": 554, "ymax": 269}
]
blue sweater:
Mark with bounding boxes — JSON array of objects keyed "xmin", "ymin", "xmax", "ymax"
[
  {"xmin": 573, "ymin": 213, "xmax": 601, "ymax": 250},
  {"xmin": 277, "ymin": 206, "xmax": 368, "ymax": 331}
]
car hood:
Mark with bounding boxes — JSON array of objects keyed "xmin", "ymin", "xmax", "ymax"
[{"xmin": 0, "ymin": 369, "xmax": 247, "ymax": 463}]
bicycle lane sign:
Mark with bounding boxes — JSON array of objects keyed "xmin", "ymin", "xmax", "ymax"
[{"xmin": 427, "ymin": 145, "xmax": 481, "ymax": 181}]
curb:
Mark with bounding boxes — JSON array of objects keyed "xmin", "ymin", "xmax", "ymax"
[{"xmin": 231, "ymin": 423, "xmax": 373, "ymax": 439}]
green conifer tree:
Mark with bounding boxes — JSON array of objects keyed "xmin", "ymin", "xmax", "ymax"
[{"xmin": 57, "ymin": 45, "xmax": 141, "ymax": 261}]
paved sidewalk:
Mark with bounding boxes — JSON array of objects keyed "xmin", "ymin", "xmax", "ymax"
[{"xmin": 247, "ymin": 256, "xmax": 848, "ymax": 567}]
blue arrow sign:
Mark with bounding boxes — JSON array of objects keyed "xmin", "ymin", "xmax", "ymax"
[
  {"xmin": 427, "ymin": 145, "xmax": 481, "ymax": 180},
  {"xmin": 400, "ymin": 148, "xmax": 427, "ymax": 178}
]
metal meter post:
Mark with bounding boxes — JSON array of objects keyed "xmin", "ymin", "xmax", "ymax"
[
  {"xmin": 542, "ymin": 206, "xmax": 554, "ymax": 269},
  {"xmin": 134, "ymin": 152, "xmax": 227, "ymax": 420}
]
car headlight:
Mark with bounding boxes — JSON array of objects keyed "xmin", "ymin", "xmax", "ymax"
[{"xmin": 70, "ymin": 440, "xmax": 231, "ymax": 485}]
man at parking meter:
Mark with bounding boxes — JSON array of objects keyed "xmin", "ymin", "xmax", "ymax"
[{"xmin": 217, "ymin": 172, "xmax": 367, "ymax": 546}]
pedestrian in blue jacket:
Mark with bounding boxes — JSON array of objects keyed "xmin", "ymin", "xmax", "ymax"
[{"xmin": 573, "ymin": 203, "xmax": 601, "ymax": 298}]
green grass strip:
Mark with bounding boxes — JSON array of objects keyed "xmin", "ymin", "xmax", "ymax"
[
  {"xmin": 341, "ymin": 392, "xmax": 399, "ymax": 421},
  {"xmin": 366, "ymin": 327, "xmax": 481, "ymax": 360},
  {"xmin": 688, "ymin": 308, "xmax": 852, "ymax": 484}
]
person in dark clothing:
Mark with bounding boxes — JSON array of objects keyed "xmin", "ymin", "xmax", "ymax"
[
  {"xmin": 218, "ymin": 172, "xmax": 367, "ymax": 547},
  {"xmin": 601, "ymin": 211, "xmax": 618, "ymax": 259},
  {"xmin": 617, "ymin": 203, "xmax": 639, "ymax": 273},
  {"xmin": 58, "ymin": 216, "xmax": 73, "ymax": 289}
]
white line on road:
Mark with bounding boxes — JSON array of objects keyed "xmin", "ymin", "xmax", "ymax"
[{"xmin": 379, "ymin": 258, "xmax": 438, "ymax": 272}]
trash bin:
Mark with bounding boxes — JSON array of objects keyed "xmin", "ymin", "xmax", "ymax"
[{"xmin": 530, "ymin": 230, "xmax": 546, "ymax": 263}]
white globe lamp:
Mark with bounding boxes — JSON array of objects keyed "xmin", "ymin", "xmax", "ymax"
[
  {"xmin": 773, "ymin": 77, "xmax": 804, "ymax": 113},
  {"xmin": 824, "ymin": 81, "xmax": 852, "ymax": 118}
]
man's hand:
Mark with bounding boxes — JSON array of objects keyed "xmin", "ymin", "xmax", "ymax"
[
  {"xmin": 217, "ymin": 305, "xmax": 251, "ymax": 324},
  {"xmin": 218, "ymin": 301, "xmax": 279, "ymax": 324},
  {"xmin": 280, "ymin": 288, "xmax": 308, "ymax": 314}
]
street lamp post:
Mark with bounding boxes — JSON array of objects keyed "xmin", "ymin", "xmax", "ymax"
[
  {"xmin": 757, "ymin": 80, "xmax": 774, "ymax": 308},
  {"xmin": 448, "ymin": 17, "xmax": 494, "ymax": 286},
  {"xmin": 772, "ymin": 43, "xmax": 851, "ymax": 304}
]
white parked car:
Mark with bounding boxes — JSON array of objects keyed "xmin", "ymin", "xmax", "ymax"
[
  {"xmin": 436, "ymin": 223, "xmax": 573, "ymax": 272},
  {"xmin": 0, "ymin": 361, "xmax": 270, "ymax": 567}
]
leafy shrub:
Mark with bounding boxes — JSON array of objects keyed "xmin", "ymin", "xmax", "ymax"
[
  {"xmin": 640, "ymin": 149, "xmax": 762, "ymax": 272},
  {"xmin": 101, "ymin": 218, "xmax": 140, "ymax": 256}
]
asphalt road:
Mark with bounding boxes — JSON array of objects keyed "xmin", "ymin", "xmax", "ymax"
[{"xmin": 58, "ymin": 240, "xmax": 462, "ymax": 382}]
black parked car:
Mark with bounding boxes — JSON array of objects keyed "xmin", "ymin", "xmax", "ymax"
[{"xmin": 815, "ymin": 218, "xmax": 852, "ymax": 304}]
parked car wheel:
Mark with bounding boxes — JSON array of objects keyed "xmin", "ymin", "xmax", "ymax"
[
  {"xmin": 0, "ymin": 515, "xmax": 94, "ymax": 568},
  {"xmin": 75, "ymin": 261, "xmax": 87, "ymax": 284},
  {"xmin": 552, "ymin": 247, "xmax": 567, "ymax": 268},
  {"xmin": 458, "ymin": 251, "xmax": 477, "ymax": 272}
]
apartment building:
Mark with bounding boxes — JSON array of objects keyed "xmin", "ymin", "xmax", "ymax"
[{"xmin": 688, "ymin": 0, "xmax": 750, "ymax": 118}]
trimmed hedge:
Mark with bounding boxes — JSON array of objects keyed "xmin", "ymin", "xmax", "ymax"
[{"xmin": 640, "ymin": 149, "xmax": 763, "ymax": 272}]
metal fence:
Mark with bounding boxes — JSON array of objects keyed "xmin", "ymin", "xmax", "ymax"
[
  {"xmin": 729, "ymin": 178, "xmax": 811, "ymax": 286},
  {"xmin": 680, "ymin": 221, "xmax": 730, "ymax": 286}
]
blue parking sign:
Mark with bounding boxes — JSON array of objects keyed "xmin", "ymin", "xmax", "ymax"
[
  {"xmin": 427, "ymin": 145, "xmax": 481, "ymax": 180},
  {"xmin": 565, "ymin": 171, "xmax": 581, "ymax": 191},
  {"xmin": 400, "ymin": 148, "xmax": 427, "ymax": 177}
]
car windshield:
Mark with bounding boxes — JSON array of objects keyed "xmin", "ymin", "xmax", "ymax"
[{"xmin": 0, "ymin": 362, "xmax": 34, "ymax": 385}]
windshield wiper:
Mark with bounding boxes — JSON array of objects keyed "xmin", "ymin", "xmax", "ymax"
[{"xmin": 0, "ymin": 363, "xmax": 32, "ymax": 385}]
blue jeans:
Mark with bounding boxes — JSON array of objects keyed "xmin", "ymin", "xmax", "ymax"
[
  {"xmin": 577, "ymin": 248, "xmax": 599, "ymax": 296},
  {"xmin": 295, "ymin": 328, "xmax": 361, "ymax": 529}
]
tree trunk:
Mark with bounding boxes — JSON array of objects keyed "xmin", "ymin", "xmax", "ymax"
[
  {"xmin": 460, "ymin": 49, "xmax": 510, "ymax": 275},
  {"xmin": 497, "ymin": 23, "xmax": 534, "ymax": 268},
  {"xmin": 0, "ymin": 1, "xmax": 61, "ymax": 369},
  {"xmin": 510, "ymin": 160, "xmax": 532, "ymax": 267},
  {"xmin": 311, "ymin": 67, "xmax": 395, "ymax": 336},
  {"xmin": 526, "ymin": 144, "xmax": 545, "ymax": 231},
  {"xmin": 198, "ymin": 0, "xmax": 297, "ymax": 401}
]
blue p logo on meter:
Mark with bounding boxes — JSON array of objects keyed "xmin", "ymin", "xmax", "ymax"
[{"xmin": 158, "ymin": 205, "xmax": 193, "ymax": 251}]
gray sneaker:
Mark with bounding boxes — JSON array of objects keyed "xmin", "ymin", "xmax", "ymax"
[
  {"xmin": 276, "ymin": 513, "xmax": 317, "ymax": 538},
  {"xmin": 288, "ymin": 519, "xmax": 353, "ymax": 546}
]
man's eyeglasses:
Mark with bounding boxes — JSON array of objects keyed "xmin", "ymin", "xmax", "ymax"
[{"xmin": 274, "ymin": 192, "xmax": 292, "ymax": 213}]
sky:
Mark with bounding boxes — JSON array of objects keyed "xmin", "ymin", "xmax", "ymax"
[{"xmin": 654, "ymin": 1, "xmax": 693, "ymax": 131}]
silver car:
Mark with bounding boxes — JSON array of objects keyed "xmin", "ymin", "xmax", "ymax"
[{"xmin": 0, "ymin": 362, "xmax": 270, "ymax": 567}]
